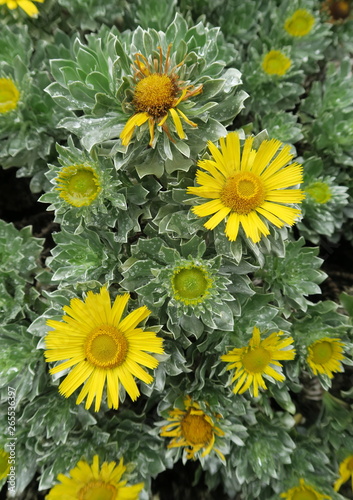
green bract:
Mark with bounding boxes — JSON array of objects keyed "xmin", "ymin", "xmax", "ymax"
[
  {"xmin": 45, "ymin": 15, "xmax": 247, "ymax": 175},
  {"xmin": 297, "ymin": 156, "xmax": 349, "ymax": 244},
  {"xmin": 121, "ymin": 236, "xmax": 254, "ymax": 336}
]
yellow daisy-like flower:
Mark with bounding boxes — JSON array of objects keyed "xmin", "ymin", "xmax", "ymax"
[
  {"xmin": 221, "ymin": 326, "xmax": 295, "ymax": 398},
  {"xmin": 0, "ymin": 0, "xmax": 44, "ymax": 17},
  {"xmin": 284, "ymin": 9, "xmax": 315, "ymax": 37},
  {"xmin": 160, "ymin": 396, "xmax": 225, "ymax": 461},
  {"xmin": 262, "ymin": 50, "xmax": 292, "ymax": 76},
  {"xmin": 56, "ymin": 164, "xmax": 101, "ymax": 208},
  {"xmin": 0, "ymin": 78, "xmax": 20, "ymax": 114},
  {"xmin": 120, "ymin": 45, "xmax": 202, "ymax": 147},
  {"xmin": 334, "ymin": 455, "xmax": 353, "ymax": 492},
  {"xmin": 322, "ymin": 0, "xmax": 352, "ymax": 23},
  {"xmin": 307, "ymin": 337, "xmax": 345, "ymax": 378},
  {"xmin": 46, "ymin": 454, "xmax": 144, "ymax": 500},
  {"xmin": 281, "ymin": 478, "xmax": 331, "ymax": 500},
  {"xmin": 45, "ymin": 287, "xmax": 164, "ymax": 412},
  {"xmin": 0, "ymin": 449, "xmax": 10, "ymax": 480},
  {"xmin": 187, "ymin": 132, "xmax": 304, "ymax": 244}
]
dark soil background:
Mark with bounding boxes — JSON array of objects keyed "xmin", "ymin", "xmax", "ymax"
[{"xmin": 1, "ymin": 165, "xmax": 353, "ymax": 500}]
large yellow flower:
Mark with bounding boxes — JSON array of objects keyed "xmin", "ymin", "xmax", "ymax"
[
  {"xmin": 281, "ymin": 478, "xmax": 331, "ymax": 500},
  {"xmin": 307, "ymin": 337, "xmax": 345, "ymax": 378},
  {"xmin": 46, "ymin": 455, "xmax": 144, "ymax": 500},
  {"xmin": 160, "ymin": 396, "xmax": 225, "ymax": 461},
  {"xmin": 120, "ymin": 45, "xmax": 202, "ymax": 147},
  {"xmin": 334, "ymin": 455, "xmax": 353, "ymax": 492},
  {"xmin": 221, "ymin": 326, "xmax": 295, "ymax": 398},
  {"xmin": 187, "ymin": 132, "xmax": 304, "ymax": 244},
  {"xmin": 0, "ymin": 0, "xmax": 44, "ymax": 17},
  {"xmin": 45, "ymin": 287, "xmax": 164, "ymax": 411}
]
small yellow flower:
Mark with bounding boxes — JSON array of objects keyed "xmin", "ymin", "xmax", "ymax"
[
  {"xmin": 281, "ymin": 478, "xmax": 331, "ymax": 500},
  {"xmin": 307, "ymin": 337, "xmax": 344, "ymax": 378},
  {"xmin": 187, "ymin": 131, "xmax": 304, "ymax": 244},
  {"xmin": 262, "ymin": 50, "xmax": 292, "ymax": 76},
  {"xmin": 305, "ymin": 181, "xmax": 332, "ymax": 204},
  {"xmin": 0, "ymin": 450, "xmax": 10, "ymax": 480},
  {"xmin": 160, "ymin": 396, "xmax": 225, "ymax": 461},
  {"xmin": 0, "ymin": 0, "xmax": 44, "ymax": 17},
  {"xmin": 45, "ymin": 287, "xmax": 164, "ymax": 411},
  {"xmin": 334, "ymin": 455, "xmax": 353, "ymax": 492},
  {"xmin": 46, "ymin": 455, "xmax": 144, "ymax": 499},
  {"xmin": 0, "ymin": 78, "xmax": 20, "ymax": 114},
  {"xmin": 284, "ymin": 9, "xmax": 315, "ymax": 37},
  {"xmin": 120, "ymin": 45, "xmax": 202, "ymax": 147},
  {"xmin": 55, "ymin": 164, "xmax": 101, "ymax": 208},
  {"xmin": 171, "ymin": 263, "xmax": 213, "ymax": 306},
  {"xmin": 221, "ymin": 326, "xmax": 295, "ymax": 398}
]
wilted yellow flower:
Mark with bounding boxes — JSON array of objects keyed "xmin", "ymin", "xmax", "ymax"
[
  {"xmin": 120, "ymin": 45, "xmax": 202, "ymax": 147},
  {"xmin": 160, "ymin": 396, "xmax": 225, "ymax": 461}
]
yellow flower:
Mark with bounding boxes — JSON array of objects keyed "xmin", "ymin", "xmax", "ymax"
[
  {"xmin": 55, "ymin": 164, "xmax": 101, "ymax": 207},
  {"xmin": 160, "ymin": 396, "xmax": 225, "ymax": 461},
  {"xmin": 45, "ymin": 287, "xmax": 164, "ymax": 411},
  {"xmin": 0, "ymin": 0, "xmax": 44, "ymax": 17},
  {"xmin": 334, "ymin": 455, "xmax": 353, "ymax": 492},
  {"xmin": 46, "ymin": 454, "xmax": 144, "ymax": 500},
  {"xmin": 221, "ymin": 326, "xmax": 295, "ymax": 398},
  {"xmin": 284, "ymin": 9, "xmax": 315, "ymax": 37},
  {"xmin": 262, "ymin": 50, "xmax": 292, "ymax": 76},
  {"xmin": 171, "ymin": 263, "xmax": 213, "ymax": 306},
  {"xmin": 281, "ymin": 478, "xmax": 331, "ymax": 500},
  {"xmin": 120, "ymin": 45, "xmax": 202, "ymax": 147},
  {"xmin": 322, "ymin": 0, "xmax": 352, "ymax": 23},
  {"xmin": 0, "ymin": 449, "xmax": 10, "ymax": 480},
  {"xmin": 0, "ymin": 78, "xmax": 20, "ymax": 114},
  {"xmin": 187, "ymin": 132, "xmax": 304, "ymax": 244},
  {"xmin": 307, "ymin": 337, "xmax": 345, "ymax": 378}
]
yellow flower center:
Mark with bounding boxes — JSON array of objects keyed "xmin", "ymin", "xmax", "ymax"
[
  {"xmin": 305, "ymin": 182, "xmax": 332, "ymax": 204},
  {"xmin": 85, "ymin": 325, "xmax": 129, "ymax": 368},
  {"xmin": 0, "ymin": 78, "xmax": 20, "ymax": 114},
  {"xmin": 262, "ymin": 51, "xmax": 292, "ymax": 76},
  {"xmin": 171, "ymin": 266, "xmax": 212, "ymax": 304},
  {"xmin": 284, "ymin": 9, "xmax": 315, "ymax": 37},
  {"xmin": 221, "ymin": 172, "xmax": 266, "ymax": 214},
  {"xmin": 133, "ymin": 74, "xmax": 178, "ymax": 119},
  {"xmin": 311, "ymin": 341, "xmax": 333, "ymax": 365},
  {"xmin": 56, "ymin": 165, "xmax": 101, "ymax": 207},
  {"xmin": 329, "ymin": 1, "xmax": 351, "ymax": 19},
  {"xmin": 291, "ymin": 489, "xmax": 318, "ymax": 500},
  {"xmin": 181, "ymin": 412, "xmax": 213, "ymax": 446},
  {"xmin": 242, "ymin": 347, "xmax": 271, "ymax": 373},
  {"xmin": 78, "ymin": 480, "xmax": 117, "ymax": 500}
]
